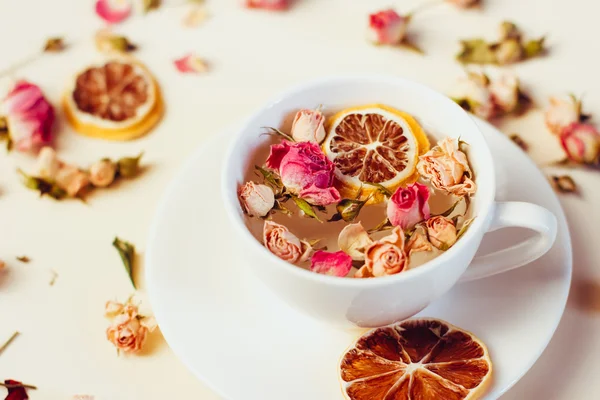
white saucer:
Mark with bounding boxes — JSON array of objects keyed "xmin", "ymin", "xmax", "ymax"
[{"xmin": 146, "ymin": 118, "xmax": 572, "ymax": 400}]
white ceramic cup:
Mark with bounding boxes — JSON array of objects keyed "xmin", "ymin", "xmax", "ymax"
[{"xmin": 222, "ymin": 75, "xmax": 558, "ymax": 328}]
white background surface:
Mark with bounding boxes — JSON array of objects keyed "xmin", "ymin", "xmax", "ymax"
[{"xmin": 0, "ymin": 0, "xmax": 598, "ymax": 399}]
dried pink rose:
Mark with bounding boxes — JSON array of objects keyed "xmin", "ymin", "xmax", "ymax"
[
  {"xmin": 245, "ymin": 0, "xmax": 288, "ymax": 10},
  {"xmin": 310, "ymin": 250, "xmax": 353, "ymax": 277},
  {"xmin": 55, "ymin": 165, "xmax": 90, "ymax": 197},
  {"xmin": 238, "ymin": 181, "xmax": 275, "ymax": 217},
  {"xmin": 545, "ymin": 96, "xmax": 581, "ymax": 135},
  {"xmin": 447, "ymin": 0, "xmax": 480, "ymax": 8},
  {"xmin": 338, "ymin": 223, "xmax": 373, "ymax": 260},
  {"xmin": 368, "ymin": 9, "xmax": 408, "ymax": 45},
  {"xmin": 266, "ymin": 140, "xmax": 340, "ymax": 206},
  {"xmin": 291, "ymin": 108, "xmax": 326, "ymax": 144},
  {"xmin": 263, "ymin": 220, "xmax": 311, "ymax": 263},
  {"xmin": 89, "ymin": 159, "xmax": 117, "ymax": 187},
  {"xmin": 405, "ymin": 231, "xmax": 432, "ymax": 254},
  {"xmin": 174, "ymin": 54, "xmax": 208, "ymax": 74},
  {"xmin": 105, "ymin": 299, "xmax": 156, "ymax": 353},
  {"xmin": 1, "ymin": 81, "xmax": 55, "ymax": 152},
  {"xmin": 489, "ymin": 74, "xmax": 519, "ymax": 113},
  {"xmin": 417, "ymin": 137, "xmax": 477, "ymax": 197},
  {"xmin": 559, "ymin": 123, "xmax": 600, "ymax": 165},
  {"xmin": 426, "ymin": 216, "xmax": 458, "ymax": 250},
  {"xmin": 364, "ymin": 227, "xmax": 407, "ymax": 277},
  {"xmin": 95, "ymin": 0, "xmax": 132, "ymax": 24},
  {"xmin": 387, "ymin": 182, "xmax": 430, "ymax": 230}
]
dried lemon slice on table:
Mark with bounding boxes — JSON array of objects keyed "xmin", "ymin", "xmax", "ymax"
[
  {"xmin": 323, "ymin": 104, "xmax": 430, "ymax": 204},
  {"xmin": 63, "ymin": 59, "xmax": 163, "ymax": 141},
  {"xmin": 340, "ymin": 318, "xmax": 492, "ymax": 400}
]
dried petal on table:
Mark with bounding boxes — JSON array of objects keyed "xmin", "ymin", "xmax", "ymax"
[
  {"xmin": 183, "ymin": 6, "xmax": 208, "ymax": 28},
  {"xmin": 15, "ymin": 256, "xmax": 30, "ymax": 263},
  {"xmin": 141, "ymin": 0, "xmax": 161, "ymax": 13},
  {"xmin": 95, "ymin": 0, "xmax": 132, "ymax": 24},
  {"xmin": 0, "ymin": 81, "xmax": 55, "ymax": 152},
  {"xmin": 509, "ymin": 134, "xmax": 528, "ymax": 151},
  {"xmin": 174, "ymin": 54, "xmax": 208, "ymax": 74},
  {"xmin": 112, "ymin": 237, "xmax": 136, "ymax": 289},
  {"xmin": 447, "ymin": 0, "xmax": 480, "ymax": 8},
  {"xmin": 551, "ymin": 175, "xmax": 577, "ymax": 193},
  {"xmin": 43, "ymin": 37, "xmax": 66, "ymax": 52},
  {"xmin": 1, "ymin": 379, "xmax": 36, "ymax": 400},
  {"xmin": 95, "ymin": 30, "xmax": 137, "ymax": 54},
  {"xmin": 244, "ymin": 0, "xmax": 289, "ymax": 10}
]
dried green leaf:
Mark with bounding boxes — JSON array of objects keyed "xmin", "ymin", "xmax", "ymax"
[
  {"xmin": 110, "ymin": 36, "xmax": 137, "ymax": 53},
  {"xmin": 117, "ymin": 153, "xmax": 143, "ymax": 178},
  {"xmin": 523, "ymin": 37, "xmax": 545, "ymax": 59},
  {"xmin": 551, "ymin": 175, "xmax": 577, "ymax": 193},
  {"xmin": 43, "ymin": 37, "xmax": 66, "ymax": 52},
  {"xmin": 142, "ymin": 0, "xmax": 161, "ymax": 12},
  {"xmin": 494, "ymin": 39, "xmax": 524, "ymax": 65},
  {"xmin": 262, "ymin": 127, "xmax": 294, "ymax": 142},
  {"xmin": 364, "ymin": 182, "xmax": 393, "ymax": 197},
  {"xmin": 255, "ymin": 165, "xmax": 284, "ymax": 195},
  {"xmin": 437, "ymin": 197, "xmax": 465, "ymax": 218},
  {"xmin": 291, "ymin": 196, "xmax": 320, "ymax": 221},
  {"xmin": 113, "ymin": 237, "xmax": 136, "ymax": 289},
  {"xmin": 509, "ymin": 134, "xmax": 528, "ymax": 151},
  {"xmin": 456, "ymin": 39, "xmax": 497, "ymax": 65},
  {"xmin": 15, "ymin": 256, "xmax": 30, "ymax": 263},
  {"xmin": 457, "ymin": 217, "xmax": 475, "ymax": 240},
  {"xmin": 368, "ymin": 218, "xmax": 393, "ymax": 234},
  {"xmin": 17, "ymin": 169, "xmax": 67, "ymax": 200},
  {"xmin": 329, "ymin": 199, "xmax": 366, "ymax": 223}
]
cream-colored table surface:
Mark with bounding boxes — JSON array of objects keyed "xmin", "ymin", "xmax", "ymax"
[{"xmin": 0, "ymin": 0, "xmax": 598, "ymax": 399}]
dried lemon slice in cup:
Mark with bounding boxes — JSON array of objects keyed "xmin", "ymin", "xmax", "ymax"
[
  {"xmin": 63, "ymin": 58, "xmax": 163, "ymax": 141},
  {"xmin": 339, "ymin": 318, "xmax": 492, "ymax": 400},
  {"xmin": 323, "ymin": 104, "xmax": 430, "ymax": 204}
]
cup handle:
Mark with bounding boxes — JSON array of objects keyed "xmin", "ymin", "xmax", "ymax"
[{"xmin": 459, "ymin": 202, "xmax": 558, "ymax": 283}]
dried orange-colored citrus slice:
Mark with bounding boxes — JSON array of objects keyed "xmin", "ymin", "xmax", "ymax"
[
  {"xmin": 63, "ymin": 58, "xmax": 163, "ymax": 141},
  {"xmin": 339, "ymin": 318, "xmax": 492, "ymax": 400},
  {"xmin": 323, "ymin": 104, "xmax": 430, "ymax": 204}
]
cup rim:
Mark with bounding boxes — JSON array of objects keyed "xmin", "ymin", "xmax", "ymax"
[{"xmin": 222, "ymin": 74, "xmax": 496, "ymax": 287}]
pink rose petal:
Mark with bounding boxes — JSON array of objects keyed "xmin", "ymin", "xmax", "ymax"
[
  {"xmin": 245, "ymin": 0, "xmax": 289, "ymax": 10},
  {"xmin": 310, "ymin": 250, "xmax": 352, "ymax": 277},
  {"xmin": 174, "ymin": 53, "xmax": 209, "ymax": 74},
  {"xmin": 95, "ymin": 0, "xmax": 132, "ymax": 24}
]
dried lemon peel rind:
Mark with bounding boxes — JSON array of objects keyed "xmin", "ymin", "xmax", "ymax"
[
  {"xmin": 63, "ymin": 57, "xmax": 164, "ymax": 141},
  {"xmin": 339, "ymin": 318, "xmax": 492, "ymax": 400},
  {"xmin": 323, "ymin": 104, "xmax": 430, "ymax": 205}
]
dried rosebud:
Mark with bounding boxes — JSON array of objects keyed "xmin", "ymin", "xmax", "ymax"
[
  {"xmin": 244, "ymin": 0, "xmax": 288, "ymax": 10},
  {"xmin": 545, "ymin": 95, "xmax": 581, "ymax": 135},
  {"xmin": 499, "ymin": 21, "xmax": 521, "ymax": 41},
  {"xmin": 489, "ymin": 74, "xmax": 520, "ymax": 113},
  {"xmin": 43, "ymin": 37, "xmax": 66, "ymax": 52},
  {"xmin": 238, "ymin": 181, "xmax": 275, "ymax": 217},
  {"xmin": 1, "ymin": 81, "xmax": 55, "ymax": 152},
  {"xmin": 142, "ymin": 0, "xmax": 161, "ymax": 13},
  {"xmin": 55, "ymin": 165, "xmax": 90, "ymax": 197},
  {"xmin": 426, "ymin": 216, "xmax": 457, "ymax": 250},
  {"xmin": 36, "ymin": 146, "xmax": 60, "ymax": 180},
  {"xmin": 559, "ymin": 123, "xmax": 600, "ymax": 164},
  {"xmin": 263, "ymin": 221, "xmax": 312, "ymax": 263},
  {"xmin": 387, "ymin": 182, "xmax": 430, "ymax": 230},
  {"xmin": 451, "ymin": 72, "xmax": 495, "ymax": 119},
  {"xmin": 95, "ymin": 30, "xmax": 137, "ymax": 54},
  {"xmin": 174, "ymin": 54, "xmax": 209, "ymax": 74},
  {"xmin": 447, "ymin": 0, "xmax": 480, "ymax": 8},
  {"xmin": 551, "ymin": 175, "xmax": 577, "ymax": 193},
  {"xmin": 89, "ymin": 159, "xmax": 117, "ymax": 187},
  {"xmin": 368, "ymin": 9, "xmax": 408, "ymax": 45},
  {"xmin": 405, "ymin": 231, "xmax": 432, "ymax": 254},
  {"xmin": 95, "ymin": 0, "xmax": 132, "ymax": 24},
  {"xmin": 105, "ymin": 298, "xmax": 156, "ymax": 353},
  {"xmin": 310, "ymin": 250, "xmax": 353, "ymax": 277},
  {"xmin": 364, "ymin": 227, "xmax": 407, "ymax": 277},
  {"xmin": 291, "ymin": 108, "xmax": 326, "ymax": 144},
  {"xmin": 338, "ymin": 223, "xmax": 373, "ymax": 260},
  {"xmin": 117, "ymin": 153, "xmax": 142, "ymax": 178},
  {"xmin": 494, "ymin": 39, "xmax": 523, "ymax": 65}
]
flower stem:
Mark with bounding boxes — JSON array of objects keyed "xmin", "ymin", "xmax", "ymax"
[
  {"xmin": 0, "ymin": 382, "xmax": 37, "ymax": 390},
  {"xmin": 0, "ymin": 331, "xmax": 19, "ymax": 356}
]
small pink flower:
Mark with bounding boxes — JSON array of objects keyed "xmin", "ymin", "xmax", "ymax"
[
  {"xmin": 266, "ymin": 140, "xmax": 340, "ymax": 206},
  {"xmin": 387, "ymin": 183, "xmax": 430, "ymax": 230},
  {"xmin": 364, "ymin": 227, "xmax": 407, "ymax": 277},
  {"xmin": 545, "ymin": 96, "xmax": 580, "ymax": 135},
  {"xmin": 174, "ymin": 54, "xmax": 209, "ymax": 74},
  {"xmin": 560, "ymin": 123, "xmax": 600, "ymax": 164},
  {"xmin": 368, "ymin": 9, "xmax": 408, "ymax": 45},
  {"xmin": 238, "ymin": 181, "xmax": 275, "ymax": 217},
  {"xmin": 310, "ymin": 250, "xmax": 352, "ymax": 277},
  {"xmin": 426, "ymin": 216, "xmax": 458, "ymax": 250},
  {"xmin": 417, "ymin": 137, "xmax": 477, "ymax": 197},
  {"xmin": 291, "ymin": 108, "xmax": 326, "ymax": 144},
  {"xmin": 263, "ymin": 220, "xmax": 311, "ymax": 263},
  {"xmin": 95, "ymin": 0, "xmax": 132, "ymax": 24},
  {"xmin": 1, "ymin": 81, "xmax": 55, "ymax": 152},
  {"xmin": 244, "ymin": 0, "xmax": 288, "ymax": 10}
]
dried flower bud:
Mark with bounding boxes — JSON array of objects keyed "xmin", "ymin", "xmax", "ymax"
[
  {"xmin": 43, "ymin": 37, "xmax": 66, "ymax": 52},
  {"xmin": 489, "ymin": 74, "xmax": 520, "ymax": 112},
  {"xmin": 499, "ymin": 21, "xmax": 521, "ymax": 41},
  {"xmin": 239, "ymin": 181, "xmax": 275, "ymax": 217},
  {"xmin": 55, "ymin": 165, "xmax": 90, "ymax": 197},
  {"xmin": 89, "ymin": 159, "xmax": 117, "ymax": 187},
  {"xmin": 368, "ymin": 9, "xmax": 408, "ymax": 45},
  {"xmin": 95, "ymin": 0, "xmax": 132, "ymax": 24},
  {"xmin": 95, "ymin": 30, "xmax": 137, "ymax": 54},
  {"xmin": 560, "ymin": 123, "xmax": 600, "ymax": 164},
  {"xmin": 117, "ymin": 153, "xmax": 143, "ymax": 178},
  {"xmin": 545, "ymin": 95, "xmax": 581, "ymax": 135},
  {"xmin": 36, "ymin": 146, "xmax": 60, "ymax": 180},
  {"xmin": 494, "ymin": 39, "xmax": 523, "ymax": 65},
  {"xmin": 174, "ymin": 54, "xmax": 208, "ymax": 74}
]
